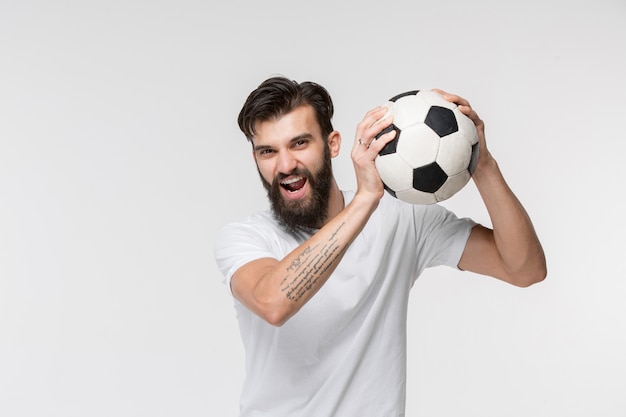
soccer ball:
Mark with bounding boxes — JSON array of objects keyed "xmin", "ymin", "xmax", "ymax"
[{"xmin": 374, "ymin": 90, "xmax": 480, "ymax": 205}]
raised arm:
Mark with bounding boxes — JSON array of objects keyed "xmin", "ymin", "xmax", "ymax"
[
  {"xmin": 231, "ymin": 106, "xmax": 396, "ymax": 326},
  {"xmin": 436, "ymin": 90, "xmax": 547, "ymax": 287}
]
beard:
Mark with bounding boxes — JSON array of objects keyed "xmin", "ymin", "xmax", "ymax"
[{"xmin": 260, "ymin": 146, "xmax": 333, "ymax": 233}]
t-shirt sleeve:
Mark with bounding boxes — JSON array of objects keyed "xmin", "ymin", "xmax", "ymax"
[
  {"xmin": 414, "ymin": 203, "xmax": 476, "ymax": 269},
  {"xmin": 213, "ymin": 221, "xmax": 277, "ymax": 288}
]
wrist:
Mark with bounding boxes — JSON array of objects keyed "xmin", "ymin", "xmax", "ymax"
[
  {"xmin": 350, "ymin": 191, "xmax": 381, "ymax": 216},
  {"xmin": 472, "ymin": 152, "xmax": 500, "ymax": 183}
]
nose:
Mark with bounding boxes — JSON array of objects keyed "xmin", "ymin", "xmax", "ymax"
[{"xmin": 276, "ymin": 149, "xmax": 297, "ymax": 175}]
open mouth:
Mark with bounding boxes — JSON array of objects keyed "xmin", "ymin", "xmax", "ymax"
[{"xmin": 280, "ymin": 176, "xmax": 307, "ymax": 193}]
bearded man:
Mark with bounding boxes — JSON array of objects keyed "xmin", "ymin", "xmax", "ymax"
[{"xmin": 214, "ymin": 76, "xmax": 546, "ymax": 417}]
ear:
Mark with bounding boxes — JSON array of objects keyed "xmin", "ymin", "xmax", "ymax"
[{"xmin": 327, "ymin": 131, "xmax": 341, "ymax": 158}]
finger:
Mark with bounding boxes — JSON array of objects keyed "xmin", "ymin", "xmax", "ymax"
[
  {"xmin": 432, "ymin": 88, "xmax": 470, "ymax": 108},
  {"xmin": 457, "ymin": 104, "xmax": 483, "ymax": 126},
  {"xmin": 353, "ymin": 107, "xmax": 382, "ymax": 145},
  {"xmin": 354, "ymin": 106, "xmax": 393, "ymax": 150},
  {"xmin": 368, "ymin": 124, "xmax": 397, "ymax": 151},
  {"xmin": 358, "ymin": 106, "xmax": 390, "ymax": 132},
  {"xmin": 360, "ymin": 106, "xmax": 386, "ymax": 126},
  {"xmin": 365, "ymin": 110, "xmax": 394, "ymax": 141}
]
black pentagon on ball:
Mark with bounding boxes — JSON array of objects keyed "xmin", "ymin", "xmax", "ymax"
[
  {"xmin": 375, "ymin": 124, "xmax": 401, "ymax": 156},
  {"xmin": 413, "ymin": 162, "xmax": 448, "ymax": 193},
  {"xmin": 424, "ymin": 106, "xmax": 458, "ymax": 137},
  {"xmin": 389, "ymin": 90, "xmax": 420, "ymax": 102}
]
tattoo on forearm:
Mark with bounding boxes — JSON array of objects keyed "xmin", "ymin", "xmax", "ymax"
[{"xmin": 281, "ymin": 223, "xmax": 346, "ymax": 302}]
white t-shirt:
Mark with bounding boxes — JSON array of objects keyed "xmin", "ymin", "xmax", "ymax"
[{"xmin": 214, "ymin": 191, "xmax": 475, "ymax": 417}]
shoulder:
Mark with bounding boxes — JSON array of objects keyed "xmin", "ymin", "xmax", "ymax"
[
  {"xmin": 215, "ymin": 210, "xmax": 285, "ymax": 250},
  {"xmin": 214, "ymin": 210, "xmax": 289, "ymax": 286},
  {"xmin": 214, "ymin": 209, "xmax": 308, "ymax": 272}
]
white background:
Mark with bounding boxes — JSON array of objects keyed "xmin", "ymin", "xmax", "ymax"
[{"xmin": 1, "ymin": 1, "xmax": 625, "ymax": 416}]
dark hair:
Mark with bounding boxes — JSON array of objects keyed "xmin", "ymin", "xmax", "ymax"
[{"xmin": 237, "ymin": 76, "xmax": 334, "ymax": 141}]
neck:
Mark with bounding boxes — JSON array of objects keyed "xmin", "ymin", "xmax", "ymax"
[{"xmin": 324, "ymin": 181, "xmax": 345, "ymax": 225}]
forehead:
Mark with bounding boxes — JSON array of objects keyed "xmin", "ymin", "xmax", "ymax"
[{"xmin": 253, "ymin": 105, "xmax": 321, "ymax": 144}]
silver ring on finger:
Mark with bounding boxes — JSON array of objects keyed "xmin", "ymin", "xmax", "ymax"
[{"xmin": 358, "ymin": 138, "xmax": 370, "ymax": 148}]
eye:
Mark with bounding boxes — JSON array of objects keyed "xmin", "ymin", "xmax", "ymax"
[
  {"xmin": 294, "ymin": 139, "xmax": 308, "ymax": 148},
  {"xmin": 256, "ymin": 148, "xmax": 274, "ymax": 158}
]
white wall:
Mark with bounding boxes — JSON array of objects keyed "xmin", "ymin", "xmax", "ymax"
[{"xmin": 1, "ymin": 1, "xmax": 625, "ymax": 416}]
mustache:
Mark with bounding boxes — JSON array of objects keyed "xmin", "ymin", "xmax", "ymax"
[
  {"xmin": 276, "ymin": 167, "xmax": 308, "ymax": 181},
  {"xmin": 271, "ymin": 168, "xmax": 310, "ymax": 187}
]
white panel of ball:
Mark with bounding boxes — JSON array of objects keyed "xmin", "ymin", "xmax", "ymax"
[
  {"xmin": 453, "ymin": 107, "xmax": 479, "ymax": 145},
  {"xmin": 436, "ymin": 132, "xmax": 472, "ymax": 175},
  {"xmin": 396, "ymin": 188, "xmax": 438, "ymax": 205},
  {"xmin": 435, "ymin": 171, "xmax": 472, "ymax": 202},
  {"xmin": 396, "ymin": 124, "xmax": 440, "ymax": 168},
  {"xmin": 374, "ymin": 153, "xmax": 414, "ymax": 192},
  {"xmin": 389, "ymin": 96, "xmax": 430, "ymax": 130}
]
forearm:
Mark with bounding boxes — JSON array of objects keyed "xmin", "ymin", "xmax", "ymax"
[
  {"xmin": 471, "ymin": 156, "xmax": 547, "ymax": 284},
  {"xmin": 239, "ymin": 194, "xmax": 379, "ymax": 325}
]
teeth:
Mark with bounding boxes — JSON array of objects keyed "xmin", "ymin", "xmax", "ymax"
[{"xmin": 281, "ymin": 176, "xmax": 303, "ymax": 185}]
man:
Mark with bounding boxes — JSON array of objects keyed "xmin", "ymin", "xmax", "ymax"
[{"xmin": 214, "ymin": 76, "xmax": 546, "ymax": 416}]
